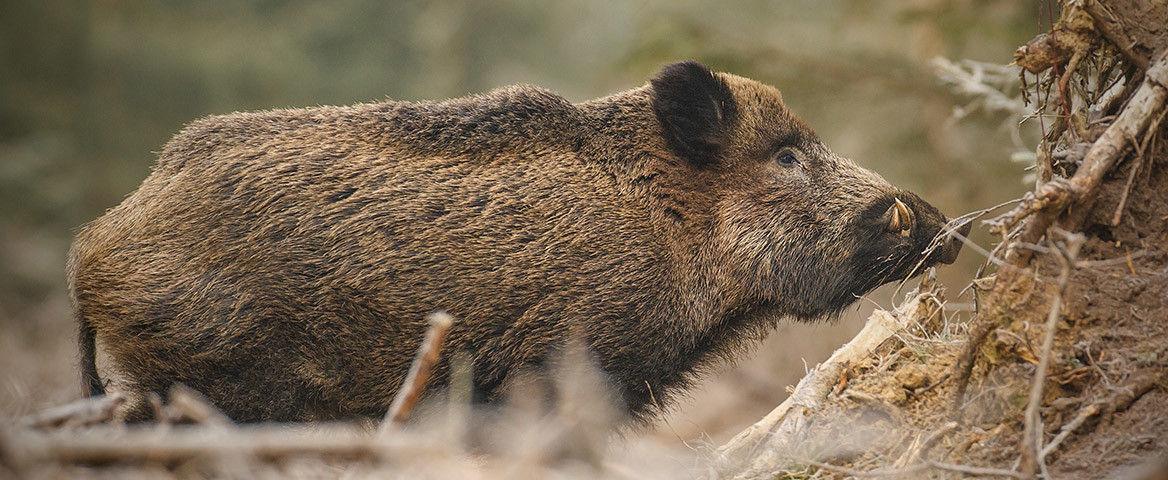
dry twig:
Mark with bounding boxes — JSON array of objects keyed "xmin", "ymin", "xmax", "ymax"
[
  {"xmin": 380, "ymin": 311, "xmax": 455, "ymax": 433},
  {"xmin": 916, "ymin": 421, "xmax": 958, "ymax": 462},
  {"xmin": 779, "ymin": 456, "xmax": 1025, "ymax": 479},
  {"xmin": 1040, "ymin": 403, "xmax": 1100, "ymax": 461},
  {"xmin": 950, "ymin": 315, "xmax": 998, "ymax": 420},
  {"xmin": 785, "ymin": 457, "xmax": 929, "ymax": 478},
  {"xmin": 925, "ymin": 459, "xmax": 1026, "ymax": 479}
]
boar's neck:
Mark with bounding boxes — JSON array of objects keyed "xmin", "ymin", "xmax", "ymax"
[{"xmin": 563, "ymin": 90, "xmax": 777, "ymax": 417}]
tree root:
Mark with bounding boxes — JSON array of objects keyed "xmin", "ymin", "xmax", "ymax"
[{"xmin": 951, "ymin": 52, "xmax": 1168, "ymax": 426}]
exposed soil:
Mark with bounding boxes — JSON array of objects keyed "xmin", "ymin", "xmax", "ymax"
[{"xmin": 965, "ymin": 128, "xmax": 1168, "ymax": 478}]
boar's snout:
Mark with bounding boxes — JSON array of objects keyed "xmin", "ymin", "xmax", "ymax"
[
  {"xmin": 934, "ymin": 217, "xmax": 970, "ymax": 265},
  {"xmin": 881, "ymin": 193, "xmax": 969, "ymax": 266}
]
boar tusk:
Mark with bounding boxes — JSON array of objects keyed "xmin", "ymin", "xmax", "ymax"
[
  {"xmin": 894, "ymin": 198, "xmax": 912, "ymax": 237},
  {"xmin": 885, "ymin": 202, "xmax": 901, "ymax": 233}
]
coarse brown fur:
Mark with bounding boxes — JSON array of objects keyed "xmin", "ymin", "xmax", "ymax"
[{"xmin": 68, "ymin": 61, "xmax": 967, "ymax": 423}]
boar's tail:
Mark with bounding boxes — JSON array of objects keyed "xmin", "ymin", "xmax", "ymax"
[{"xmin": 78, "ymin": 315, "xmax": 105, "ymax": 397}]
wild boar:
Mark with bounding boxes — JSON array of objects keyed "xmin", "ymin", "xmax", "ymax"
[{"xmin": 69, "ymin": 60, "xmax": 967, "ymax": 422}]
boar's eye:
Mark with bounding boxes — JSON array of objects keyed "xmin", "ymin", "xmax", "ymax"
[{"xmin": 773, "ymin": 149, "xmax": 800, "ymax": 167}]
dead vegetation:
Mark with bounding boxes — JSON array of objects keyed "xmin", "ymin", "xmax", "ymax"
[{"xmin": 4, "ymin": 1, "xmax": 1167, "ymax": 479}]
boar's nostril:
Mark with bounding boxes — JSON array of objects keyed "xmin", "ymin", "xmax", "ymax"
[{"xmin": 937, "ymin": 220, "xmax": 971, "ymax": 265}]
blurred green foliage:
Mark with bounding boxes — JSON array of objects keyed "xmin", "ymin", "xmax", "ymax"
[{"xmin": 1, "ymin": 0, "xmax": 1038, "ymax": 323}]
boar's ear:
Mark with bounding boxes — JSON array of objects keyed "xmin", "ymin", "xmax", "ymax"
[{"xmin": 650, "ymin": 60, "xmax": 737, "ymax": 167}]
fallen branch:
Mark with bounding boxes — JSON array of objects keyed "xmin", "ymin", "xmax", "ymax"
[
  {"xmin": 380, "ymin": 311, "xmax": 454, "ymax": 433},
  {"xmin": 715, "ymin": 273, "xmax": 943, "ymax": 477},
  {"xmin": 18, "ymin": 393, "xmax": 124, "ymax": 430},
  {"xmin": 1100, "ymin": 368, "xmax": 1161, "ymax": 414}
]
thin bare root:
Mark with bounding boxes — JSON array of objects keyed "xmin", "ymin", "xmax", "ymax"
[
  {"xmin": 1041, "ymin": 403, "xmax": 1100, "ymax": 461},
  {"xmin": 988, "ymin": 53, "xmax": 1168, "ymax": 260},
  {"xmin": 1019, "ymin": 229, "xmax": 1083, "ymax": 478},
  {"xmin": 986, "ymin": 178, "xmax": 1083, "ymax": 236}
]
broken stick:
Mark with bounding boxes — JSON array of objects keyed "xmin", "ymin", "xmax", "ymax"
[
  {"xmin": 380, "ymin": 311, "xmax": 454, "ymax": 433},
  {"xmin": 1019, "ymin": 230, "xmax": 1083, "ymax": 479},
  {"xmin": 167, "ymin": 384, "xmax": 234, "ymax": 428}
]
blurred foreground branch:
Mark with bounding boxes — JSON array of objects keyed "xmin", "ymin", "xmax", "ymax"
[
  {"xmin": 5, "ymin": 423, "xmax": 429, "ymax": 465},
  {"xmin": 18, "ymin": 394, "xmax": 124, "ymax": 430}
]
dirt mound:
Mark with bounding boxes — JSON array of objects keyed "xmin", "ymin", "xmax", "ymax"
[{"xmin": 804, "ymin": 149, "xmax": 1168, "ymax": 478}]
